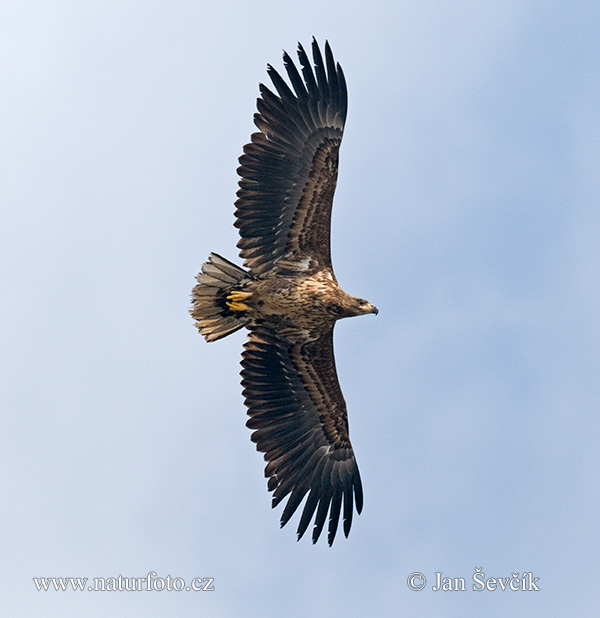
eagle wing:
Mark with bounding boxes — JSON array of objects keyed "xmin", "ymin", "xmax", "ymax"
[
  {"xmin": 242, "ymin": 323, "xmax": 363, "ymax": 545},
  {"xmin": 234, "ymin": 38, "xmax": 347, "ymax": 275}
]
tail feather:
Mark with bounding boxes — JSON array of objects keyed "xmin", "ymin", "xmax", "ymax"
[{"xmin": 191, "ymin": 253, "xmax": 253, "ymax": 342}]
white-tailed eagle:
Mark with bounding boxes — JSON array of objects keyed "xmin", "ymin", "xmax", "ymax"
[{"xmin": 191, "ymin": 39, "xmax": 378, "ymax": 545}]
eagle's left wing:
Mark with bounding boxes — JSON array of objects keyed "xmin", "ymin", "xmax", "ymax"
[{"xmin": 241, "ymin": 322, "xmax": 363, "ymax": 545}]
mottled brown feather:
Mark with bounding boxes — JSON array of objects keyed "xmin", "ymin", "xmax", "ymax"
[
  {"xmin": 242, "ymin": 323, "xmax": 363, "ymax": 546},
  {"xmin": 234, "ymin": 39, "xmax": 347, "ymax": 275}
]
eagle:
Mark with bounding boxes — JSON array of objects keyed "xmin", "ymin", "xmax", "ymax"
[{"xmin": 191, "ymin": 39, "xmax": 378, "ymax": 546}]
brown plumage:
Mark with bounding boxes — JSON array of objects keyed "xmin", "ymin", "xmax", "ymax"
[{"xmin": 191, "ymin": 39, "xmax": 378, "ymax": 545}]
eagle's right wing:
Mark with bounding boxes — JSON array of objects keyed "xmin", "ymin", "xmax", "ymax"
[
  {"xmin": 234, "ymin": 39, "xmax": 347, "ymax": 276},
  {"xmin": 241, "ymin": 322, "xmax": 363, "ymax": 546}
]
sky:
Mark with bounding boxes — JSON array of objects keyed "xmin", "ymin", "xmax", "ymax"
[{"xmin": 2, "ymin": 0, "xmax": 600, "ymax": 616}]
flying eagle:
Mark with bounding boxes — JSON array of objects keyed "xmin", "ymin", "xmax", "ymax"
[{"xmin": 191, "ymin": 39, "xmax": 378, "ymax": 545}]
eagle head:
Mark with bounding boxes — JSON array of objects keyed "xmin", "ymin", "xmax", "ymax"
[
  {"xmin": 355, "ymin": 298, "xmax": 379, "ymax": 316},
  {"xmin": 328, "ymin": 295, "xmax": 378, "ymax": 319}
]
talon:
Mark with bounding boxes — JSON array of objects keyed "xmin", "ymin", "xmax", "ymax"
[
  {"xmin": 226, "ymin": 300, "xmax": 251, "ymax": 312},
  {"xmin": 227, "ymin": 290, "xmax": 253, "ymax": 302}
]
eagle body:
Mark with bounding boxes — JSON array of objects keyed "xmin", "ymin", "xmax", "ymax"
[
  {"xmin": 247, "ymin": 268, "xmax": 375, "ymax": 334},
  {"xmin": 191, "ymin": 39, "xmax": 377, "ymax": 545}
]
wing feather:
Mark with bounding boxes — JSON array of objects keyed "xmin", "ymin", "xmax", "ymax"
[
  {"xmin": 234, "ymin": 38, "xmax": 347, "ymax": 275},
  {"xmin": 241, "ymin": 323, "xmax": 362, "ymax": 546}
]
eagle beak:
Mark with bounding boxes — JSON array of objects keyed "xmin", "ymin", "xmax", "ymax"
[
  {"xmin": 357, "ymin": 300, "xmax": 378, "ymax": 316},
  {"xmin": 361, "ymin": 302, "xmax": 378, "ymax": 315}
]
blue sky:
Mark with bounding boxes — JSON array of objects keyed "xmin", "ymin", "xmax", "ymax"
[{"xmin": 2, "ymin": 1, "xmax": 599, "ymax": 616}]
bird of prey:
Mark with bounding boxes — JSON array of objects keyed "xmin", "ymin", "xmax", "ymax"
[{"xmin": 191, "ymin": 38, "xmax": 378, "ymax": 545}]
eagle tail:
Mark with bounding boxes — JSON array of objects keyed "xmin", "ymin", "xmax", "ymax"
[{"xmin": 191, "ymin": 253, "xmax": 254, "ymax": 342}]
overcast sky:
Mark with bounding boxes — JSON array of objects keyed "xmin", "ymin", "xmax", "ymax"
[{"xmin": 2, "ymin": 1, "xmax": 600, "ymax": 616}]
